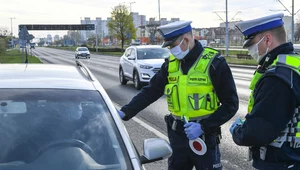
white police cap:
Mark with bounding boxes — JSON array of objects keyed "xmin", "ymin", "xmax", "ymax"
[
  {"xmin": 235, "ymin": 13, "xmax": 284, "ymax": 48},
  {"xmin": 158, "ymin": 20, "xmax": 192, "ymax": 47}
]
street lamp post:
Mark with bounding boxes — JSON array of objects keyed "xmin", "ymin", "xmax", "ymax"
[{"xmin": 10, "ymin": 17, "xmax": 16, "ymax": 48}]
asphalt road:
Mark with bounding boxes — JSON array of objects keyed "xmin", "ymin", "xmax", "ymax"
[{"xmin": 32, "ymin": 47, "xmax": 256, "ymax": 170}]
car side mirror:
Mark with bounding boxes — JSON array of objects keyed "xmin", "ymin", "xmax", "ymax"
[
  {"xmin": 140, "ymin": 138, "xmax": 172, "ymax": 164},
  {"xmin": 128, "ymin": 56, "xmax": 135, "ymax": 60}
]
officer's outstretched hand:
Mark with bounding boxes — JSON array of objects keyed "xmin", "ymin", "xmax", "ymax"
[
  {"xmin": 230, "ymin": 118, "xmax": 244, "ymax": 134},
  {"xmin": 116, "ymin": 109, "xmax": 125, "ymax": 119},
  {"xmin": 184, "ymin": 122, "xmax": 204, "ymax": 140}
]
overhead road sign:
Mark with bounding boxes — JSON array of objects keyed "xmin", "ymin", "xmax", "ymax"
[{"xmin": 18, "ymin": 24, "xmax": 95, "ymax": 30}]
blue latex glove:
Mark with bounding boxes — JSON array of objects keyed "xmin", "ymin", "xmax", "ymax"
[
  {"xmin": 230, "ymin": 118, "xmax": 244, "ymax": 134},
  {"xmin": 184, "ymin": 122, "xmax": 204, "ymax": 140},
  {"xmin": 116, "ymin": 109, "xmax": 125, "ymax": 119}
]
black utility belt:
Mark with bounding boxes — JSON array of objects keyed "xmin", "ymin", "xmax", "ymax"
[
  {"xmin": 167, "ymin": 114, "xmax": 222, "ymax": 136},
  {"xmin": 170, "ymin": 114, "xmax": 209, "ymax": 122}
]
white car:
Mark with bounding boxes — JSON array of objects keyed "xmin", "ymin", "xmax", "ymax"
[
  {"xmin": 119, "ymin": 45, "xmax": 170, "ymax": 90},
  {"xmin": 0, "ymin": 61, "xmax": 172, "ymax": 170},
  {"xmin": 75, "ymin": 47, "xmax": 90, "ymax": 59}
]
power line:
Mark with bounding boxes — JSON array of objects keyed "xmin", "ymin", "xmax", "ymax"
[{"xmin": 274, "ymin": 0, "xmax": 300, "ymax": 43}]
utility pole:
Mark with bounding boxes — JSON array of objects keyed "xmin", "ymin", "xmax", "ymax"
[
  {"xmin": 225, "ymin": 0, "xmax": 228, "ymax": 57},
  {"xmin": 158, "ymin": 0, "xmax": 161, "ymax": 25},
  {"xmin": 102, "ymin": 30, "xmax": 105, "ymax": 47},
  {"xmin": 292, "ymin": 0, "xmax": 294, "ymax": 43},
  {"xmin": 95, "ymin": 24, "xmax": 98, "ymax": 53},
  {"xmin": 10, "ymin": 17, "xmax": 16, "ymax": 48},
  {"xmin": 213, "ymin": 9, "xmax": 241, "ymax": 56},
  {"xmin": 274, "ymin": 0, "xmax": 300, "ymax": 43}
]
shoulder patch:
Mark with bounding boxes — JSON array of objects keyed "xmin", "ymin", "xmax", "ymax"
[
  {"xmin": 211, "ymin": 54, "xmax": 225, "ymax": 70},
  {"xmin": 265, "ymin": 66, "xmax": 294, "ymax": 89}
]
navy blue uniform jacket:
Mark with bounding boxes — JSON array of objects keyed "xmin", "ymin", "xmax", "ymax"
[
  {"xmin": 121, "ymin": 40, "xmax": 239, "ymax": 134},
  {"xmin": 232, "ymin": 43, "xmax": 300, "ymax": 168}
]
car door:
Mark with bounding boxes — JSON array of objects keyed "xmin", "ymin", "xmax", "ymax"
[{"xmin": 122, "ymin": 48, "xmax": 132, "ymax": 77}]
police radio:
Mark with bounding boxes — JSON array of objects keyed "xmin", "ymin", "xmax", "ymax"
[{"xmin": 183, "ymin": 116, "xmax": 207, "ymax": 155}]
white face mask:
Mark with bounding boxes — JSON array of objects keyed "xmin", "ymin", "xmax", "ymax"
[
  {"xmin": 247, "ymin": 36, "xmax": 269, "ymax": 63},
  {"xmin": 170, "ymin": 38, "xmax": 189, "ymax": 60}
]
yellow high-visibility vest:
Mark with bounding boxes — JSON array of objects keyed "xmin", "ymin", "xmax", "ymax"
[{"xmin": 165, "ymin": 48, "xmax": 220, "ymax": 120}]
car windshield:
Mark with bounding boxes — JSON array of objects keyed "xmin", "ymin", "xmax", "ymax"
[
  {"xmin": 0, "ymin": 89, "xmax": 129, "ymax": 169},
  {"xmin": 78, "ymin": 48, "xmax": 88, "ymax": 51},
  {"xmin": 137, "ymin": 48, "xmax": 169, "ymax": 60}
]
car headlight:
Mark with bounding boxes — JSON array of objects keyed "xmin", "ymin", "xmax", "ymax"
[{"xmin": 139, "ymin": 65, "xmax": 153, "ymax": 69}]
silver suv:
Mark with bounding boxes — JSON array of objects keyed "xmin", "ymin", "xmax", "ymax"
[
  {"xmin": 75, "ymin": 47, "xmax": 90, "ymax": 59},
  {"xmin": 119, "ymin": 45, "xmax": 169, "ymax": 89},
  {"xmin": 0, "ymin": 61, "xmax": 172, "ymax": 170}
]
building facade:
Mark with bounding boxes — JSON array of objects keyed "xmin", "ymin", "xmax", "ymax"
[{"xmin": 80, "ymin": 17, "xmax": 111, "ymax": 42}]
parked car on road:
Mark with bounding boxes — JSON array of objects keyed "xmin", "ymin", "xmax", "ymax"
[
  {"xmin": 0, "ymin": 61, "xmax": 172, "ymax": 170},
  {"xmin": 75, "ymin": 47, "xmax": 90, "ymax": 59},
  {"xmin": 294, "ymin": 44, "xmax": 300, "ymax": 53},
  {"xmin": 119, "ymin": 45, "xmax": 170, "ymax": 90}
]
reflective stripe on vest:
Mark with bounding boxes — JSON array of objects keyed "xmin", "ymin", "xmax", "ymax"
[
  {"xmin": 270, "ymin": 107, "xmax": 300, "ymax": 148},
  {"xmin": 248, "ymin": 54, "xmax": 300, "ymax": 148},
  {"xmin": 248, "ymin": 54, "xmax": 300, "ymax": 113},
  {"xmin": 165, "ymin": 48, "xmax": 220, "ymax": 120},
  {"xmin": 269, "ymin": 54, "xmax": 300, "ymax": 148}
]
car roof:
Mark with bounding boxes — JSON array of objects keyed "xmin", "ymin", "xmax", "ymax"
[
  {"xmin": 0, "ymin": 63, "xmax": 96, "ymax": 90},
  {"xmin": 129, "ymin": 45, "xmax": 164, "ymax": 49}
]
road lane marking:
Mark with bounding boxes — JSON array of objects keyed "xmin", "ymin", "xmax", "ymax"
[
  {"xmin": 132, "ymin": 117, "xmax": 169, "ymax": 141},
  {"xmin": 114, "ymin": 103, "xmax": 169, "ymax": 141}
]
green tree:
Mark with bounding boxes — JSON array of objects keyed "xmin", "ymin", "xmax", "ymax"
[
  {"xmin": 0, "ymin": 38, "xmax": 7, "ymax": 55},
  {"xmin": 0, "ymin": 27, "xmax": 9, "ymax": 55},
  {"xmin": 107, "ymin": 4, "xmax": 136, "ymax": 51}
]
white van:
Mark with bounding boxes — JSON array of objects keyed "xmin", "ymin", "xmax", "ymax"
[{"xmin": 198, "ymin": 40, "xmax": 208, "ymax": 47}]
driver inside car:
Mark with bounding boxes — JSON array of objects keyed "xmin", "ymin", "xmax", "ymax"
[{"xmin": 0, "ymin": 101, "xmax": 86, "ymax": 163}]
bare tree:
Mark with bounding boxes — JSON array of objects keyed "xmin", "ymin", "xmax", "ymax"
[
  {"xmin": 146, "ymin": 19, "xmax": 160, "ymax": 45},
  {"xmin": 295, "ymin": 22, "xmax": 300, "ymax": 42},
  {"xmin": 295, "ymin": 14, "xmax": 300, "ymax": 42},
  {"xmin": 0, "ymin": 27, "xmax": 9, "ymax": 36},
  {"xmin": 107, "ymin": 4, "xmax": 136, "ymax": 51},
  {"xmin": 68, "ymin": 31, "xmax": 82, "ymax": 45}
]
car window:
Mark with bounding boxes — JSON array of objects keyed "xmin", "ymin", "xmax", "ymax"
[
  {"xmin": 124, "ymin": 48, "xmax": 132, "ymax": 57},
  {"xmin": 78, "ymin": 47, "xmax": 88, "ymax": 51},
  {"xmin": 137, "ymin": 48, "xmax": 169, "ymax": 60},
  {"xmin": 130, "ymin": 49, "xmax": 136, "ymax": 57},
  {"xmin": 0, "ymin": 89, "xmax": 130, "ymax": 169}
]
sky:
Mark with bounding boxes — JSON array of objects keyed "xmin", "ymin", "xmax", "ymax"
[{"xmin": 1, "ymin": 0, "xmax": 300, "ymax": 38}]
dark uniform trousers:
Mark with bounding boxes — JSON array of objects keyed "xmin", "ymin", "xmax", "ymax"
[
  {"xmin": 165, "ymin": 115, "xmax": 222, "ymax": 170},
  {"xmin": 252, "ymin": 148, "xmax": 300, "ymax": 170}
]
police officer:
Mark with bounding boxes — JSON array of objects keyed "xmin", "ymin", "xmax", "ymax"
[
  {"xmin": 118, "ymin": 20, "xmax": 239, "ymax": 170},
  {"xmin": 230, "ymin": 13, "xmax": 300, "ymax": 170}
]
